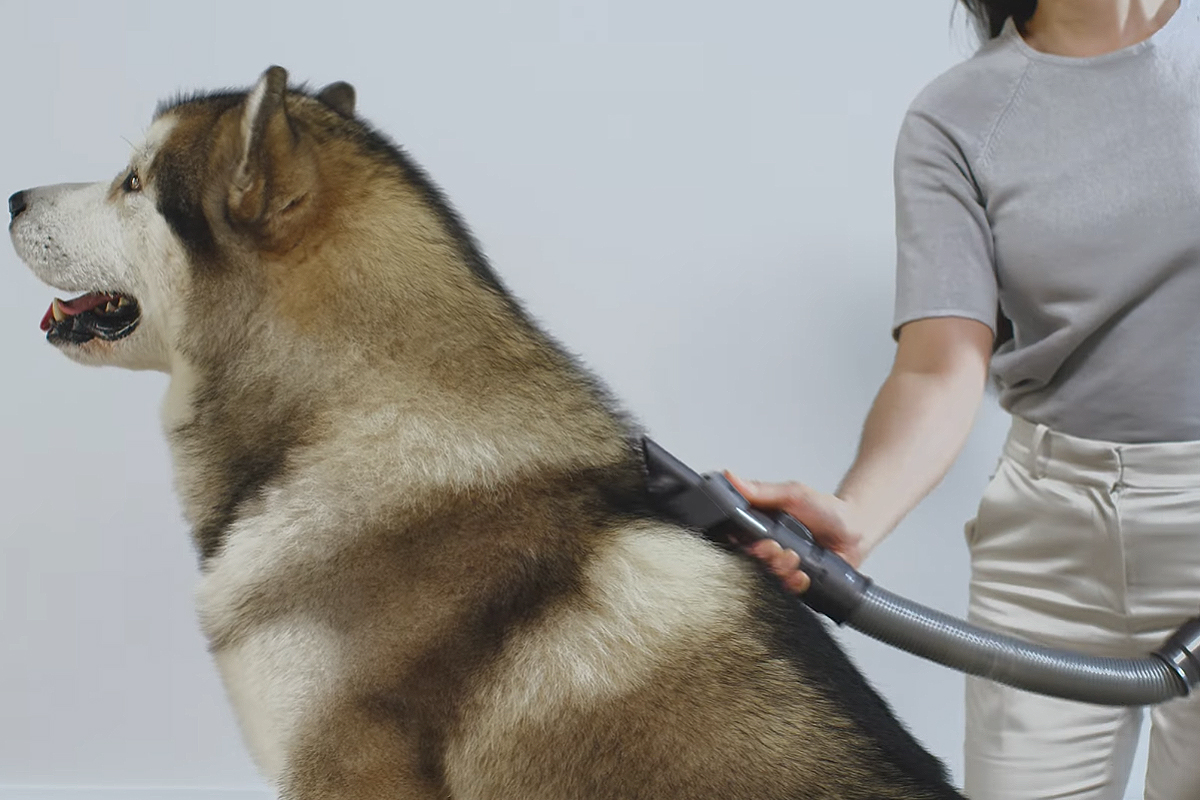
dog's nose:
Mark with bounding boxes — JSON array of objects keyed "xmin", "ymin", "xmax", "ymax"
[{"xmin": 8, "ymin": 191, "xmax": 27, "ymax": 221}]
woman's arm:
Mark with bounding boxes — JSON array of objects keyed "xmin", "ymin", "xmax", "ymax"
[{"xmin": 729, "ymin": 315, "xmax": 993, "ymax": 593}]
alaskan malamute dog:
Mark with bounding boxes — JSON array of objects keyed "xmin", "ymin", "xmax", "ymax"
[{"xmin": 9, "ymin": 67, "xmax": 964, "ymax": 799}]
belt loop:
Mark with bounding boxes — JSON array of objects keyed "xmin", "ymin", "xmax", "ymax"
[{"xmin": 1029, "ymin": 423, "xmax": 1049, "ymax": 480}]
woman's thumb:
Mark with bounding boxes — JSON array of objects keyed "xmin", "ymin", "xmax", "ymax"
[{"xmin": 725, "ymin": 472, "xmax": 805, "ymax": 512}]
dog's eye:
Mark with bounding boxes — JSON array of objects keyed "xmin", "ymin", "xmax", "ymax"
[{"xmin": 122, "ymin": 170, "xmax": 142, "ymax": 193}]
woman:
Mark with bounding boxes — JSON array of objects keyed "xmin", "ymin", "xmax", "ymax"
[{"xmin": 732, "ymin": 1, "xmax": 1200, "ymax": 798}]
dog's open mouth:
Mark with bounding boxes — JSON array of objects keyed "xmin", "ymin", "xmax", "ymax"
[{"xmin": 40, "ymin": 292, "xmax": 141, "ymax": 345}]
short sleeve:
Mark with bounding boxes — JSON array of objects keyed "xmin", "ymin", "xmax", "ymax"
[{"xmin": 892, "ymin": 106, "xmax": 998, "ymax": 340}]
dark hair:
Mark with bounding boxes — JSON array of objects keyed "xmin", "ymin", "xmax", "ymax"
[{"xmin": 958, "ymin": 0, "xmax": 1037, "ymax": 38}]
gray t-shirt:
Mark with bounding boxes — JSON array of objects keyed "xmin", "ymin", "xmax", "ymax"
[{"xmin": 892, "ymin": 0, "xmax": 1200, "ymax": 443}]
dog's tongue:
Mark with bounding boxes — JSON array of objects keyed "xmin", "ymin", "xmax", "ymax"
[{"xmin": 39, "ymin": 293, "xmax": 118, "ymax": 332}]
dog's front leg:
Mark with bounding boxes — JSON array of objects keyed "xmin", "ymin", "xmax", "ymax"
[{"xmin": 276, "ymin": 711, "xmax": 449, "ymax": 800}]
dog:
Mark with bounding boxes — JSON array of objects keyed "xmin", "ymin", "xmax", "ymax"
[{"xmin": 8, "ymin": 67, "xmax": 965, "ymax": 800}]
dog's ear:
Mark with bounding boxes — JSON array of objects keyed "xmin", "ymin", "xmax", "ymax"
[
  {"xmin": 316, "ymin": 81, "xmax": 356, "ymax": 118},
  {"xmin": 228, "ymin": 66, "xmax": 316, "ymax": 249}
]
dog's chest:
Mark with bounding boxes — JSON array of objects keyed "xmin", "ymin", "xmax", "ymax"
[
  {"xmin": 209, "ymin": 617, "xmax": 342, "ymax": 782},
  {"xmin": 197, "ymin": 519, "xmax": 344, "ymax": 783}
]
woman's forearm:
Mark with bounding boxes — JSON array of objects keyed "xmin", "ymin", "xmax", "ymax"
[{"xmin": 837, "ymin": 317, "xmax": 992, "ymax": 556}]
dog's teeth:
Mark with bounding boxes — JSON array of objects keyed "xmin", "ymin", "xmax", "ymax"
[
  {"xmin": 105, "ymin": 302, "xmax": 117, "ymax": 313},
  {"xmin": 51, "ymin": 300, "xmax": 66, "ymax": 322},
  {"xmin": 117, "ymin": 296, "xmax": 130, "ymax": 308}
]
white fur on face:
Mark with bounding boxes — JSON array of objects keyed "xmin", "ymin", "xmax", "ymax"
[{"xmin": 8, "ymin": 116, "xmax": 184, "ymax": 371}]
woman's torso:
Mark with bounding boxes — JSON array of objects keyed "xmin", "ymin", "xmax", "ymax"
[{"xmin": 893, "ymin": 1, "xmax": 1200, "ymax": 443}]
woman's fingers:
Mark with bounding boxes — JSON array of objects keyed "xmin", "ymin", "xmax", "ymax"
[
  {"xmin": 781, "ymin": 569, "xmax": 812, "ymax": 594},
  {"xmin": 745, "ymin": 539, "xmax": 812, "ymax": 594},
  {"xmin": 725, "ymin": 473, "xmax": 809, "ymax": 515}
]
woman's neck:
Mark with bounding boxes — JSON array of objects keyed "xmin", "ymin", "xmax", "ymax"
[{"xmin": 1021, "ymin": 0, "xmax": 1180, "ymax": 56}]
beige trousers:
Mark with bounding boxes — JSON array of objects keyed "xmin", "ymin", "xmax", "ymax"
[{"xmin": 963, "ymin": 417, "xmax": 1200, "ymax": 800}]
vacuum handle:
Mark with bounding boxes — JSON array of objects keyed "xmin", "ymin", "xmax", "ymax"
[
  {"xmin": 709, "ymin": 476, "xmax": 872, "ymax": 624},
  {"xmin": 641, "ymin": 438, "xmax": 870, "ymax": 623}
]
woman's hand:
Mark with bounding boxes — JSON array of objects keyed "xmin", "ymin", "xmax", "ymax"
[
  {"xmin": 722, "ymin": 317, "xmax": 994, "ymax": 594},
  {"xmin": 723, "ymin": 473, "xmax": 866, "ymax": 594}
]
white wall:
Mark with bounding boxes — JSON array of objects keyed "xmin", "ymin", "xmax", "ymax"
[{"xmin": 0, "ymin": 1, "xmax": 1148, "ymax": 797}]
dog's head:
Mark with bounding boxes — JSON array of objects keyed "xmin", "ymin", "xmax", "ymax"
[{"xmin": 9, "ymin": 66, "xmax": 495, "ymax": 375}]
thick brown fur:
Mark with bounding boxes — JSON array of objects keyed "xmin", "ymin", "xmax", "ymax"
[{"xmin": 12, "ymin": 68, "xmax": 967, "ymax": 799}]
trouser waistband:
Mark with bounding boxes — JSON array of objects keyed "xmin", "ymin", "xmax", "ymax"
[{"xmin": 1005, "ymin": 417, "xmax": 1200, "ymax": 490}]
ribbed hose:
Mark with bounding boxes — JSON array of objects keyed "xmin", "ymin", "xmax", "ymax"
[{"xmin": 850, "ymin": 585, "xmax": 1188, "ymax": 705}]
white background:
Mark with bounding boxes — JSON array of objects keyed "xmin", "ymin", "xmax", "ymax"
[{"xmin": 0, "ymin": 1, "xmax": 1150, "ymax": 798}]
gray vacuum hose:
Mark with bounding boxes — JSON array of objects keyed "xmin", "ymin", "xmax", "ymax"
[
  {"xmin": 852, "ymin": 584, "xmax": 1200, "ymax": 706},
  {"xmin": 642, "ymin": 437, "xmax": 1200, "ymax": 706}
]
